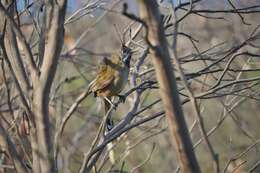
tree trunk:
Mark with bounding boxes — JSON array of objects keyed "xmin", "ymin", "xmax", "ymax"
[{"xmin": 137, "ymin": 1, "xmax": 201, "ymax": 172}]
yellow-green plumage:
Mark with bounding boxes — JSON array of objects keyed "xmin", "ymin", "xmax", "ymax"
[
  {"xmin": 88, "ymin": 45, "xmax": 132, "ymax": 115},
  {"xmin": 87, "ymin": 46, "xmax": 132, "ymax": 164},
  {"xmin": 89, "ymin": 54, "xmax": 129, "ymax": 98}
]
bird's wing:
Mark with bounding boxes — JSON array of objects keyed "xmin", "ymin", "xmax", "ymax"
[{"xmin": 90, "ymin": 59, "xmax": 115, "ymax": 92}]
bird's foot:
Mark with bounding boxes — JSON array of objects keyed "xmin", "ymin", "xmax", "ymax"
[
  {"xmin": 117, "ymin": 94, "xmax": 126, "ymax": 103},
  {"xmin": 111, "ymin": 102, "xmax": 118, "ymax": 110},
  {"xmin": 104, "ymin": 97, "xmax": 118, "ymax": 110}
]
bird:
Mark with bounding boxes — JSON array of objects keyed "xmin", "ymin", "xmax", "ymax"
[{"xmin": 87, "ymin": 44, "xmax": 132, "ymax": 129}]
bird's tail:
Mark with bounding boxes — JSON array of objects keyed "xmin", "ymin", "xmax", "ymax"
[
  {"xmin": 103, "ymin": 98, "xmax": 115, "ymax": 164},
  {"xmin": 103, "ymin": 98, "xmax": 114, "ymax": 130}
]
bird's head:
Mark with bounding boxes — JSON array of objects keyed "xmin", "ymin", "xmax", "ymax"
[{"xmin": 121, "ymin": 44, "xmax": 132, "ymax": 68}]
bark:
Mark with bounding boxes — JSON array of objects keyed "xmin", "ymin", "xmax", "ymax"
[
  {"xmin": 0, "ymin": 0, "xmax": 68, "ymax": 172},
  {"xmin": 137, "ymin": 1, "xmax": 201, "ymax": 172},
  {"xmin": 0, "ymin": 124, "xmax": 29, "ymax": 173},
  {"xmin": 32, "ymin": 1, "xmax": 67, "ymax": 173}
]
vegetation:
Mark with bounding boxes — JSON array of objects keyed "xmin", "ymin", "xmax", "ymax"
[{"xmin": 0, "ymin": 0, "xmax": 260, "ymax": 173}]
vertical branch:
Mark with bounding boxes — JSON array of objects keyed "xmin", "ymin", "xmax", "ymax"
[
  {"xmin": 129, "ymin": 1, "xmax": 201, "ymax": 172},
  {"xmin": 32, "ymin": 0, "xmax": 67, "ymax": 173},
  {"xmin": 0, "ymin": 1, "xmax": 31, "ymax": 94},
  {"xmin": 0, "ymin": 4, "xmax": 41, "ymax": 172},
  {"xmin": 0, "ymin": 22, "xmax": 35, "ymax": 173},
  {"xmin": 0, "ymin": 124, "xmax": 29, "ymax": 173},
  {"xmin": 170, "ymin": 1, "xmax": 219, "ymax": 173}
]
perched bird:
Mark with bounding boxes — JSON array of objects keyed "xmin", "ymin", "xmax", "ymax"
[{"xmin": 88, "ymin": 44, "xmax": 132, "ymax": 128}]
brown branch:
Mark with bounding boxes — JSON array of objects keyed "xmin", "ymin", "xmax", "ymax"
[
  {"xmin": 226, "ymin": 0, "xmax": 251, "ymax": 25},
  {"xmin": 185, "ymin": 5, "xmax": 260, "ymax": 14},
  {"xmin": 0, "ymin": 30, "xmax": 34, "ymax": 124},
  {"xmin": 170, "ymin": 1, "xmax": 219, "ymax": 172},
  {"xmin": 223, "ymin": 140, "xmax": 260, "ymax": 172},
  {"xmin": 0, "ymin": 3, "xmax": 31, "ymax": 93},
  {"xmin": 31, "ymin": 1, "xmax": 68, "ymax": 173},
  {"xmin": 0, "ymin": 124, "xmax": 30, "ymax": 173},
  {"xmin": 0, "ymin": 2, "xmax": 39, "ymax": 81},
  {"xmin": 124, "ymin": 1, "xmax": 201, "ymax": 173}
]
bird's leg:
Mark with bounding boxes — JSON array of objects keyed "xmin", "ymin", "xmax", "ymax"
[
  {"xmin": 111, "ymin": 96, "xmax": 119, "ymax": 109},
  {"xmin": 104, "ymin": 97, "xmax": 117, "ymax": 109},
  {"xmin": 104, "ymin": 96, "xmax": 115, "ymax": 131}
]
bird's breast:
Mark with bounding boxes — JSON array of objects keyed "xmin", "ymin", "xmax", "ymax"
[{"xmin": 112, "ymin": 67, "xmax": 129, "ymax": 93}]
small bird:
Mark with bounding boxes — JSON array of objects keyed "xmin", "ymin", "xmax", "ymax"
[{"xmin": 88, "ymin": 44, "xmax": 132, "ymax": 128}]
